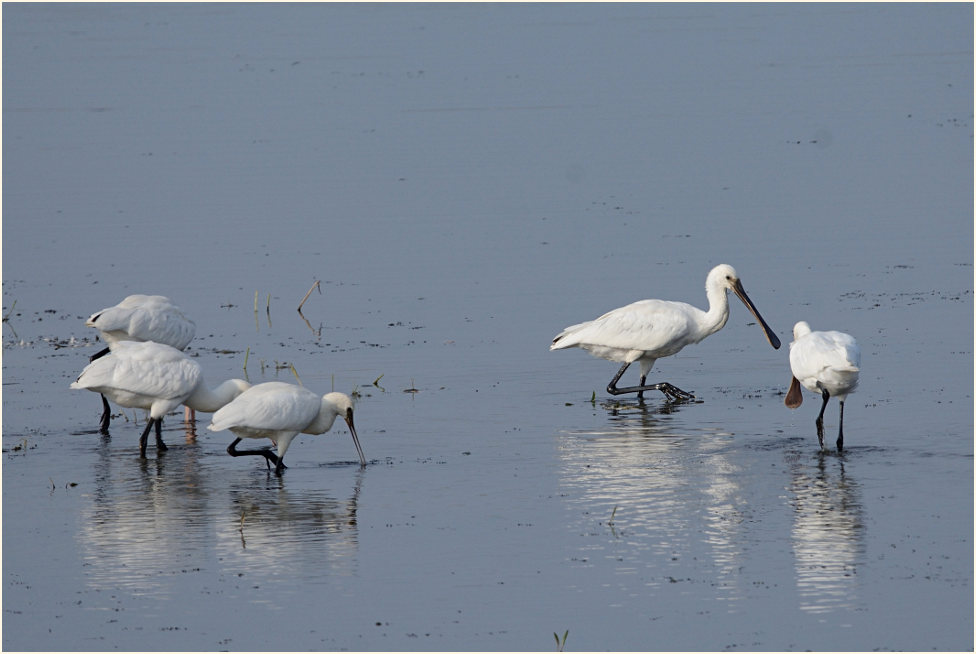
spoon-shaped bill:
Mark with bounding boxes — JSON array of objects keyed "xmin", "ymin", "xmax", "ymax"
[
  {"xmin": 731, "ymin": 280, "xmax": 781, "ymax": 349},
  {"xmin": 344, "ymin": 408, "xmax": 367, "ymax": 466}
]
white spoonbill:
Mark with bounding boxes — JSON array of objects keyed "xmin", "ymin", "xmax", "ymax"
[
  {"xmin": 784, "ymin": 321, "xmax": 860, "ymax": 452},
  {"xmin": 207, "ymin": 381, "xmax": 366, "ymax": 475},
  {"xmin": 86, "ymin": 295, "xmax": 196, "ymax": 432},
  {"xmin": 70, "ymin": 341, "xmax": 250, "ymax": 457},
  {"xmin": 550, "ymin": 264, "xmax": 781, "ymax": 400}
]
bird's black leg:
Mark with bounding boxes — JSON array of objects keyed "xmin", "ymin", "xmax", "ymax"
[
  {"xmin": 815, "ymin": 388, "xmax": 830, "ymax": 451},
  {"xmin": 138, "ymin": 418, "xmax": 157, "ymax": 458},
  {"xmin": 606, "ymin": 362, "xmax": 631, "ymax": 395},
  {"xmin": 607, "ymin": 363, "xmax": 695, "ymax": 402},
  {"xmin": 155, "ymin": 418, "xmax": 167, "ymax": 452},
  {"xmin": 836, "ymin": 400, "xmax": 845, "ymax": 452},
  {"xmin": 99, "ymin": 395, "xmax": 112, "ymax": 435},
  {"xmin": 90, "ymin": 348, "xmax": 112, "ymax": 434},
  {"xmin": 227, "ymin": 437, "xmax": 282, "ymax": 472}
]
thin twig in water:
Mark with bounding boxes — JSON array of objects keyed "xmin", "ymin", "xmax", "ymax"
[
  {"xmin": 297, "ymin": 280, "xmax": 321, "ymax": 313},
  {"xmin": 297, "ymin": 309, "xmax": 320, "ymax": 339}
]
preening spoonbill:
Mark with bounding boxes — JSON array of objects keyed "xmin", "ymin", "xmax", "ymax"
[
  {"xmin": 207, "ymin": 381, "xmax": 366, "ymax": 475},
  {"xmin": 785, "ymin": 321, "xmax": 860, "ymax": 452},
  {"xmin": 86, "ymin": 295, "xmax": 196, "ymax": 432},
  {"xmin": 550, "ymin": 264, "xmax": 781, "ymax": 400},
  {"xmin": 70, "ymin": 341, "xmax": 250, "ymax": 457}
]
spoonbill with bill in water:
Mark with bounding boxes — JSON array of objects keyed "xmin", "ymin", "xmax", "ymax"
[
  {"xmin": 207, "ymin": 381, "xmax": 366, "ymax": 475},
  {"xmin": 550, "ymin": 264, "xmax": 781, "ymax": 400}
]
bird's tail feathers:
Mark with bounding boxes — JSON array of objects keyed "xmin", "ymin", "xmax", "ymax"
[{"xmin": 550, "ymin": 322, "xmax": 590, "ymax": 350}]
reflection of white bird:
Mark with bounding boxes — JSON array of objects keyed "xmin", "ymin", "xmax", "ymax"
[
  {"xmin": 71, "ymin": 341, "xmax": 250, "ymax": 457},
  {"xmin": 86, "ymin": 295, "xmax": 196, "ymax": 432},
  {"xmin": 550, "ymin": 264, "xmax": 781, "ymax": 400},
  {"xmin": 785, "ymin": 322, "xmax": 860, "ymax": 451},
  {"xmin": 208, "ymin": 382, "xmax": 366, "ymax": 475}
]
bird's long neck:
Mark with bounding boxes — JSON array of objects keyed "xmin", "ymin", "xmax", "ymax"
[
  {"xmin": 303, "ymin": 399, "xmax": 339, "ymax": 435},
  {"xmin": 699, "ymin": 286, "xmax": 731, "ymax": 339},
  {"xmin": 185, "ymin": 379, "xmax": 249, "ymax": 413}
]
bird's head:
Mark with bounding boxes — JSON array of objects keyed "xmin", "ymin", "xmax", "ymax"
[
  {"xmin": 792, "ymin": 321, "xmax": 812, "ymax": 340},
  {"xmin": 708, "ymin": 263, "xmax": 740, "ymax": 291},
  {"xmin": 323, "ymin": 392, "xmax": 367, "ymax": 466},
  {"xmin": 708, "ymin": 263, "xmax": 781, "ymax": 349}
]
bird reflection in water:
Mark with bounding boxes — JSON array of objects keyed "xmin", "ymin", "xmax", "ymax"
[
  {"xmin": 787, "ymin": 451, "xmax": 865, "ymax": 614},
  {"xmin": 226, "ymin": 469, "xmax": 364, "ymax": 578},
  {"xmin": 78, "ymin": 434, "xmax": 365, "ymax": 600},
  {"xmin": 558, "ymin": 399, "xmax": 746, "ymax": 600},
  {"xmin": 600, "ymin": 395, "xmax": 697, "ymax": 422}
]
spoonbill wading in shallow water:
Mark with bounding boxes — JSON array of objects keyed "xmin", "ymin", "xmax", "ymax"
[
  {"xmin": 785, "ymin": 321, "xmax": 860, "ymax": 452},
  {"xmin": 550, "ymin": 264, "xmax": 781, "ymax": 401},
  {"xmin": 70, "ymin": 341, "xmax": 250, "ymax": 457},
  {"xmin": 207, "ymin": 381, "xmax": 366, "ymax": 475},
  {"xmin": 85, "ymin": 295, "xmax": 196, "ymax": 433}
]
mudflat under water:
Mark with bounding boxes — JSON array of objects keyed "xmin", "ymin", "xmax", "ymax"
[{"xmin": 3, "ymin": 4, "xmax": 973, "ymax": 651}]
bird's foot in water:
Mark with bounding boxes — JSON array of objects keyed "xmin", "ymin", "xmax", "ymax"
[
  {"xmin": 658, "ymin": 383, "xmax": 695, "ymax": 403},
  {"xmin": 622, "ymin": 383, "xmax": 696, "ymax": 402}
]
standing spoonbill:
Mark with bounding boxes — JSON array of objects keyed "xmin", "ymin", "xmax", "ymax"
[
  {"xmin": 550, "ymin": 264, "xmax": 781, "ymax": 400},
  {"xmin": 207, "ymin": 381, "xmax": 366, "ymax": 475},
  {"xmin": 85, "ymin": 295, "xmax": 196, "ymax": 432},
  {"xmin": 70, "ymin": 341, "xmax": 250, "ymax": 457},
  {"xmin": 784, "ymin": 321, "xmax": 860, "ymax": 452}
]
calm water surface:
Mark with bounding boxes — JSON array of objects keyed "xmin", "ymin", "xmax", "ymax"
[{"xmin": 3, "ymin": 4, "xmax": 972, "ymax": 651}]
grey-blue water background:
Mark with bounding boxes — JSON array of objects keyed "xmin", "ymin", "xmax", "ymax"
[{"xmin": 2, "ymin": 4, "xmax": 972, "ymax": 651}]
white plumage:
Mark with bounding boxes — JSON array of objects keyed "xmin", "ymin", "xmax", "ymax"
[
  {"xmin": 71, "ymin": 341, "xmax": 250, "ymax": 456},
  {"xmin": 87, "ymin": 294, "xmax": 195, "ymax": 351},
  {"xmin": 85, "ymin": 295, "xmax": 197, "ymax": 432},
  {"xmin": 208, "ymin": 381, "xmax": 366, "ymax": 475},
  {"xmin": 785, "ymin": 321, "xmax": 860, "ymax": 451},
  {"xmin": 551, "ymin": 264, "xmax": 781, "ymax": 400}
]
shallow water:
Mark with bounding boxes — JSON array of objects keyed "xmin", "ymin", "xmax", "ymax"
[{"xmin": 2, "ymin": 4, "xmax": 973, "ymax": 651}]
